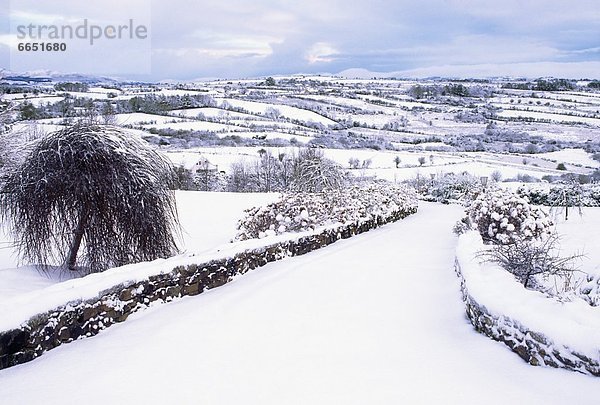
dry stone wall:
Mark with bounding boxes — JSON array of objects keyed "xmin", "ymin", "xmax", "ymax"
[{"xmin": 454, "ymin": 258, "xmax": 600, "ymax": 377}]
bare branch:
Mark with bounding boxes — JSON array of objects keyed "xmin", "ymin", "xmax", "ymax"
[{"xmin": 0, "ymin": 123, "xmax": 180, "ymax": 273}]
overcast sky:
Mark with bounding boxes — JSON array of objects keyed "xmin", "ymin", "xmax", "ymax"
[{"xmin": 1, "ymin": 0, "xmax": 599, "ymax": 80}]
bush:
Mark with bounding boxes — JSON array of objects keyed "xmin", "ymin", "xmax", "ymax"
[
  {"xmin": 466, "ymin": 188, "xmax": 552, "ymax": 244},
  {"xmin": 556, "ymin": 162, "xmax": 567, "ymax": 171},
  {"xmin": 234, "ymin": 183, "xmax": 418, "ymax": 240},
  {"xmin": 477, "ymin": 233, "xmax": 582, "ymax": 289},
  {"xmin": 580, "ymin": 274, "xmax": 600, "ymax": 306},
  {"xmin": 490, "ymin": 170, "xmax": 502, "ymax": 182},
  {"xmin": 425, "ymin": 172, "xmax": 482, "ymax": 203}
]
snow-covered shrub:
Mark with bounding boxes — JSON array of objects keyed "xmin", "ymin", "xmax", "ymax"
[
  {"xmin": 580, "ymin": 274, "xmax": 600, "ymax": 306},
  {"xmin": 425, "ymin": 172, "xmax": 482, "ymax": 203},
  {"xmin": 452, "ymin": 217, "xmax": 471, "ymax": 236},
  {"xmin": 466, "ymin": 188, "xmax": 552, "ymax": 244},
  {"xmin": 476, "ymin": 232, "xmax": 582, "ymax": 288},
  {"xmin": 234, "ymin": 183, "xmax": 418, "ymax": 240}
]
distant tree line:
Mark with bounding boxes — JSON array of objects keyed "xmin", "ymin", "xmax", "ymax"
[
  {"xmin": 0, "ymin": 84, "xmax": 49, "ymax": 94},
  {"xmin": 408, "ymin": 83, "xmax": 498, "ymax": 100},
  {"xmin": 16, "ymin": 93, "xmax": 219, "ymax": 122},
  {"xmin": 54, "ymin": 82, "xmax": 90, "ymax": 92},
  {"xmin": 501, "ymin": 79, "xmax": 577, "ymax": 92}
]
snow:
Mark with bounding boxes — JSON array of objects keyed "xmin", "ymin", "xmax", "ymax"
[
  {"xmin": 175, "ymin": 191, "xmax": 279, "ymax": 253},
  {"xmin": 9, "ymin": 122, "xmax": 65, "ymax": 135},
  {"xmin": 169, "ymin": 107, "xmax": 259, "ymax": 120},
  {"xmin": 1, "ymin": 95, "xmax": 64, "ymax": 106},
  {"xmin": 218, "ymin": 98, "xmax": 336, "ymax": 126},
  {"xmin": 142, "ymin": 120, "xmax": 236, "ymax": 132},
  {"xmin": 537, "ymin": 148, "xmax": 600, "ymax": 168},
  {"xmin": 552, "ymin": 207, "xmax": 600, "ymax": 281},
  {"xmin": 164, "ymin": 145, "xmax": 589, "ymax": 185},
  {"xmin": 0, "ymin": 191, "xmax": 278, "ymax": 315},
  {"xmin": 165, "ymin": 148, "xmax": 259, "ymax": 170},
  {"xmin": 496, "ymin": 109, "xmax": 600, "ymax": 127},
  {"xmin": 113, "ymin": 113, "xmax": 192, "ymax": 126},
  {"xmin": 1, "ymin": 203, "xmax": 598, "ymax": 403},
  {"xmin": 295, "ymin": 94, "xmax": 394, "ymax": 113},
  {"xmin": 457, "ymin": 231, "xmax": 600, "ymax": 359}
]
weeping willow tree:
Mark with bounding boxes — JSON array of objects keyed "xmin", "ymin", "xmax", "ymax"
[{"xmin": 0, "ymin": 123, "xmax": 180, "ymax": 273}]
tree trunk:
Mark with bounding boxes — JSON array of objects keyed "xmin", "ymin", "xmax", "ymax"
[{"xmin": 66, "ymin": 208, "xmax": 89, "ymax": 271}]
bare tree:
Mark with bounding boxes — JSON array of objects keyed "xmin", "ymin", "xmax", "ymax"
[
  {"xmin": 292, "ymin": 148, "xmax": 346, "ymax": 192},
  {"xmin": 227, "ymin": 160, "xmax": 255, "ymax": 192},
  {"xmin": 254, "ymin": 149, "xmax": 280, "ymax": 192},
  {"xmin": 0, "ymin": 102, "xmax": 15, "ymax": 169},
  {"xmin": 264, "ymin": 106, "xmax": 281, "ymax": 120},
  {"xmin": 0, "ymin": 100, "xmax": 15, "ymax": 135},
  {"xmin": 277, "ymin": 152, "xmax": 294, "ymax": 190},
  {"xmin": 100, "ymin": 101, "xmax": 117, "ymax": 125},
  {"xmin": 549, "ymin": 176, "xmax": 583, "ymax": 220},
  {"xmin": 1, "ymin": 121, "xmax": 45, "ymax": 173},
  {"xmin": 0, "ymin": 124, "xmax": 179, "ymax": 273}
]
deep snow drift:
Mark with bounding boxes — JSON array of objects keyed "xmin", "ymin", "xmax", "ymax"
[{"xmin": 0, "ymin": 202, "xmax": 597, "ymax": 404}]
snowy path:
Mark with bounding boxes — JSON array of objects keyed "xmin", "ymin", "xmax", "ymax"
[{"xmin": 1, "ymin": 203, "xmax": 598, "ymax": 404}]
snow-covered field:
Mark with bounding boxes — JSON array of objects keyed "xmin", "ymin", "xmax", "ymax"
[
  {"xmin": 217, "ymin": 98, "xmax": 336, "ymax": 126},
  {"xmin": 114, "ymin": 112, "xmax": 192, "ymax": 126},
  {"xmin": 496, "ymin": 109, "xmax": 600, "ymax": 126},
  {"xmin": 552, "ymin": 207, "xmax": 600, "ymax": 283},
  {"xmin": 1, "ymin": 203, "xmax": 598, "ymax": 404},
  {"xmin": 537, "ymin": 148, "xmax": 600, "ymax": 169}
]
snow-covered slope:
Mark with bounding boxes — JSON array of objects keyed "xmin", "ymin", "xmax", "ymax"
[{"xmin": 0, "ymin": 203, "xmax": 597, "ymax": 404}]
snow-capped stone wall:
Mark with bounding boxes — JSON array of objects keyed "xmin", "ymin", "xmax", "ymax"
[
  {"xmin": 455, "ymin": 232, "xmax": 600, "ymax": 377},
  {"xmin": 0, "ymin": 205, "xmax": 417, "ymax": 370}
]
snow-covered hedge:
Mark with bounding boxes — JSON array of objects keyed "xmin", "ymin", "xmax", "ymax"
[
  {"xmin": 234, "ymin": 183, "xmax": 418, "ymax": 241},
  {"xmin": 517, "ymin": 184, "xmax": 600, "ymax": 208},
  {"xmin": 466, "ymin": 188, "xmax": 552, "ymax": 244},
  {"xmin": 422, "ymin": 172, "xmax": 482, "ymax": 203},
  {"xmin": 456, "ymin": 231, "xmax": 600, "ymax": 376}
]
